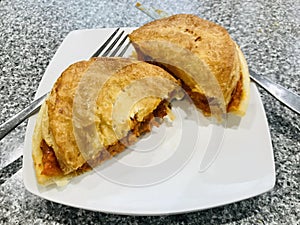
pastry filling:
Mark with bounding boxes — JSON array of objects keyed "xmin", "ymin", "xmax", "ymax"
[
  {"xmin": 227, "ymin": 74, "xmax": 243, "ymax": 112},
  {"xmin": 40, "ymin": 140, "xmax": 62, "ymax": 176},
  {"xmin": 134, "ymin": 50, "xmax": 243, "ymax": 115},
  {"xmin": 39, "ymin": 100, "xmax": 170, "ymax": 177},
  {"xmin": 182, "ymin": 77, "xmax": 244, "ymax": 115}
]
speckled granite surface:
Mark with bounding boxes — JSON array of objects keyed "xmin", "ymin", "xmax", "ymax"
[{"xmin": 0, "ymin": 0, "xmax": 299, "ymax": 224}]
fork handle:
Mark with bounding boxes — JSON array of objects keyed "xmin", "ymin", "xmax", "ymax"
[
  {"xmin": 0, "ymin": 93, "xmax": 48, "ymax": 140},
  {"xmin": 250, "ymin": 70, "xmax": 300, "ymax": 114}
]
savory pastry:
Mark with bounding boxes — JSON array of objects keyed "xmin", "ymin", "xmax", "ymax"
[
  {"xmin": 32, "ymin": 57, "xmax": 179, "ymax": 186},
  {"xmin": 129, "ymin": 14, "xmax": 250, "ymax": 117}
]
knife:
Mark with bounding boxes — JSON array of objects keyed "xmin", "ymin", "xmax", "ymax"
[
  {"xmin": 0, "ymin": 5, "xmax": 298, "ymax": 143},
  {"xmin": 135, "ymin": 2, "xmax": 300, "ymax": 172},
  {"xmin": 135, "ymin": 3, "xmax": 300, "ymax": 115}
]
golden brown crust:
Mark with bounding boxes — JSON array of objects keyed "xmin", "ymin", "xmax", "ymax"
[
  {"xmin": 46, "ymin": 59, "xmax": 96, "ymax": 174},
  {"xmin": 129, "ymin": 14, "xmax": 249, "ymax": 116},
  {"xmin": 33, "ymin": 57, "xmax": 179, "ymax": 185},
  {"xmin": 95, "ymin": 60, "xmax": 178, "ymax": 146}
]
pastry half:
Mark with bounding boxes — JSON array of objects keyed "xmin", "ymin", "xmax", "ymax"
[
  {"xmin": 129, "ymin": 14, "xmax": 250, "ymax": 117},
  {"xmin": 32, "ymin": 57, "xmax": 179, "ymax": 186}
]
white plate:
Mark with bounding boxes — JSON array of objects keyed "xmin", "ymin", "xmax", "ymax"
[{"xmin": 23, "ymin": 28, "xmax": 275, "ymax": 215}]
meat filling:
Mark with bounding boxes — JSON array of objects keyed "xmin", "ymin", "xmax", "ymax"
[
  {"xmin": 182, "ymin": 76, "xmax": 244, "ymax": 114},
  {"xmin": 135, "ymin": 52, "xmax": 244, "ymax": 115},
  {"xmin": 227, "ymin": 75, "xmax": 243, "ymax": 112},
  {"xmin": 40, "ymin": 140, "xmax": 63, "ymax": 176},
  {"xmin": 40, "ymin": 100, "xmax": 170, "ymax": 177}
]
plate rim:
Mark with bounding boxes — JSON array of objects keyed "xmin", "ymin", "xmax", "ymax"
[{"xmin": 23, "ymin": 27, "xmax": 276, "ymax": 215}]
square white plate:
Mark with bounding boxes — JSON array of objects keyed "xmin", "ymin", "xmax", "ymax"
[{"xmin": 23, "ymin": 28, "xmax": 275, "ymax": 215}]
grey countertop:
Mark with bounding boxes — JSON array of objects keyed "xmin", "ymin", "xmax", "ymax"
[{"xmin": 0, "ymin": 0, "xmax": 299, "ymax": 224}]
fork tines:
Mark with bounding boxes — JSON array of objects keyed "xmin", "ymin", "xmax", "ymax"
[{"xmin": 91, "ymin": 28, "xmax": 130, "ymax": 58}]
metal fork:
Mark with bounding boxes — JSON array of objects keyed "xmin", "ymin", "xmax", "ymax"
[{"xmin": 0, "ymin": 28, "xmax": 130, "ymax": 140}]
